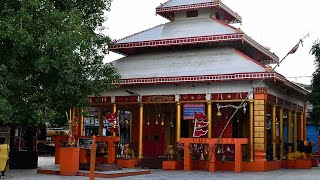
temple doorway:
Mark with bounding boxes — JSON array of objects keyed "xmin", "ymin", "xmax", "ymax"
[{"xmin": 143, "ymin": 103, "xmax": 175, "ymax": 158}]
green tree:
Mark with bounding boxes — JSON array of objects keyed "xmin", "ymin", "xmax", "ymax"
[
  {"xmin": 0, "ymin": 0, "xmax": 119, "ymax": 126},
  {"xmin": 308, "ymin": 40, "xmax": 320, "ymax": 125}
]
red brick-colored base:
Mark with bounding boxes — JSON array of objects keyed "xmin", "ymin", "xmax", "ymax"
[
  {"xmin": 244, "ymin": 161, "xmax": 282, "ymax": 172},
  {"xmin": 191, "ymin": 160, "xmax": 207, "ymax": 170},
  {"xmin": 162, "ymin": 160, "xmax": 312, "ymax": 172},
  {"xmin": 216, "ymin": 161, "xmax": 235, "ymax": 171},
  {"xmin": 312, "ymin": 156, "xmax": 319, "ymax": 167},
  {"xmin": 37, "ymin": 168, "xmax": 151, "ymax": 178},
  {"xmin": 117, "ymin": 159, "xmax": 140, "ymax": 168},
  {"xmin": 284, "ymin": 159, "xmax": 312, "ymax": 169},
  {"xmin": 162, "ymin": 161, "xmax": 184, "ymax": 170}
]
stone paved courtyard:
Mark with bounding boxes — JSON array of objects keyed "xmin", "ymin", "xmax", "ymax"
[{"xmin": 4, "ymin": 157, "xmax": 320, "ymax": 179}]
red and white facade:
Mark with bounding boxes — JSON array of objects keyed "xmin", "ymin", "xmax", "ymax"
[{"xmin": 89, "ymin": 0, "xmax": 309, "ymax": 172}]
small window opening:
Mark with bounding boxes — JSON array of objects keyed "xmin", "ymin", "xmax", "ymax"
[
  {"xmin": 216, "ymin": 12, "xmax": 221, "ymax": 20},
  {"xmin": 186, "ymin": 10, "xmax": 198, "ymax": 18}
]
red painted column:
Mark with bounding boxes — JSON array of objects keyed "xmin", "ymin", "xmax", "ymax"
[
  {"xmin": 107, "ymin": 137, "xmax": 120, "ymax": 164},
  {"xmin": 90, "ymin": 136, "xmax": 97, "ymax": 180},
  {"xmin": 208, "ymin": 145, "xmax": 217, "ymax": 172},
  {"xmin": 184, "ymin": 142, "xmax": 192, "ymax": 170},
  {"xmin": 235, "ymin": 142, "xmax": 242, "ymax": 173}
]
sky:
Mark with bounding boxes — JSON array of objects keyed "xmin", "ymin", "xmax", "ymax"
[{"xmin": 103, "ymin": 0, "xmax": 320, "ymax": 85}]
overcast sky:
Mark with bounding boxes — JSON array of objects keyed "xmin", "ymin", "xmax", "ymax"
[{"xmin": 103, "ymin": 0, "xmax": 320, "ymax": 85}]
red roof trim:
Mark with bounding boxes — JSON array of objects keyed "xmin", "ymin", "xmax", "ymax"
[
  {"xmin": 243, "ymin": 34, "xmax": 279, "ymax": 62},
  {"xmin": 112, "ymin": 72, "xmax": 308, "ymax": 96},
  {"xmin": 156, "ymin": 1, "xmax": 242, "ymax": 23},
  {"xmin": 114, "ymin": 72, "xmax": 275, "ymax": 85},
  {"xmin": 233, "ymin": 49, "xmax": 267, "ymax": 70},
  {"xmin": 111, "ymin": 33, "xmax": 244, "ymax": 50},
  {"xmin": 211, "ymin": 17, "xmax": 239, "ymax": 31}
]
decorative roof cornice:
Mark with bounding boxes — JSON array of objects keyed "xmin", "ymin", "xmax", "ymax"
[
  {"xmin": 243, "ymin": 34, "xmax": 279, "ymax": 63},
  {"xmin": 156, "ymin": 1, "xmax": 242, "ymax": 23},
  {"xmin": 110, "ymin": 33, "xmax": 278, "ymax": 63},
  {"xmin": 112, "ymin": 72, "xmax": 309, "ymax": 96},
  {"xmin": 111, "ymin": 33, "xmax": 244, "ymax": 49}
]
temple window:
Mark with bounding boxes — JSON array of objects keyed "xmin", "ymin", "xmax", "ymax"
[
  {"xmin": 186, "ymin": 10, "xmax": 198, "ymax": 18},
  {"xmin": 216, "ymin": 12, "xmax": 221, "ymax": 20}
]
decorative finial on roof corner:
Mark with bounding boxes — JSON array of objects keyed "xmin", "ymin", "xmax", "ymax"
[{"xmin": 266, "ymin": 66, "xmax": 273, "ymax": 72}]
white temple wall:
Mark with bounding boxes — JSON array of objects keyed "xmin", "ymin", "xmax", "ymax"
[
  {"xmin": 267, "ymin": 83, "xmax": 305, "ymax": 106},
  {"xmin": 174, "ymin": 8, "xmax": 212, "ymax": 21},
  {"xmin": 100, "ymin": 81, "xmax": 259, "ymax": 100}
]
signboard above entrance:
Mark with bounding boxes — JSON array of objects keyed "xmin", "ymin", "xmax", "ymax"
[{"xmin": 183, "ymin": 103, "xmax": 205, "ymax": 120}]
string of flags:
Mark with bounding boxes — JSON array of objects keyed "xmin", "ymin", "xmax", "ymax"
[
  {"xmin": 103, "ymin": 113, "xmax": 120, "ymax": 134},
  {"xmin": 193, "ymin": 112, "xmax": 209, "ymax": 137}
]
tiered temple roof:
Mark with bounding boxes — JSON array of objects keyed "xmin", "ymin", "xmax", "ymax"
[
  {"xmin": 156, "ymin": 0, "xmax": 242, "ymax": 23},
  {"xmin": 110, "ymin": 0, "xmax": 308, "ymax": 96},
  {"xmin": 113, "ymin": 48, "xmax": 266, "ymax": 79}
]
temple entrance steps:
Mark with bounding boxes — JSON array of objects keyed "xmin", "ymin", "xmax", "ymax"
[{"xmin": 137, "ymin": 157, "xmax": 166, "ymax": 169}]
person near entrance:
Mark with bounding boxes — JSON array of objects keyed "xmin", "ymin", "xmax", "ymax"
[{"xmin": 0, "ymin": 137, "xmax": 9, "ymax": 179}]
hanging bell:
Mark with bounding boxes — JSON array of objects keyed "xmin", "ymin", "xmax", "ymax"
[
  {"xmin": 217, "ymin": 148, "xmax": 221, "ymax": 154},
  {"xmin": 161, "ymin": 119, "xmax": 164, "ymax": 126},
  {"xmin": 200, "ymin": 153, "xmax": 205, "ymax": 160},
  {"xmin": 216, "ymin": 109, "xmax": 222, "ymax": 117},
  {"xmin": 222, "ymin": 154, "xmax": 226, "ymax": 161},
  {"xmin": 227, "ymin": 146, "xmax": 230, "ymax": 152}
]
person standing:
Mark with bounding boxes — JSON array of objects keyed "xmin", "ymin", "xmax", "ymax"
[{"xmin": 0, "ymin": 137, "xmax": 9, "ymax": 179}]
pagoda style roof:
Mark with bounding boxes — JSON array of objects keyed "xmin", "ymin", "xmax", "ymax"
[
  {"xmin": 156, "ymin": 0, "xmax": 241, "ymax": 23},
  {"xmin": 110, "ymin": 18, "xmax": 278, "ymax": 63},
  {"xmin": 112, "ymin": 48, "xmax": 267, "ymax": 79},
  {"xmin": 116, "ymin": 18, "xmax": 239, "ymax": 44},
  {"xmin": 161, "ymin": 0, "xmax": 215, "ymax": 7},
  {"xmin": 111, "ymin": 48, "xmax": 307, "ymax": 96}
]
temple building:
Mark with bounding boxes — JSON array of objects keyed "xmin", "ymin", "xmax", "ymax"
[{"xmin": 85, "ymin": 0, "xmax": 309, "ymax": 172}]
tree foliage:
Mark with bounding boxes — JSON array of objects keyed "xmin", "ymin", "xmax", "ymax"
[
  {"xmin": 0, "ymin": 0, "xmax": 119, "ymax": 126},
  {"xmin": 308, "ymin": 40, "xmax": 320, "ymax": 125}
]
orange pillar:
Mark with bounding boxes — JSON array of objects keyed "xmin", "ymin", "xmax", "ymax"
[
  {"xmin": 249, "ymin": 101, "xmax": 254, "ymax": 161},
  {"xmin": 208, "ymin": 144, "xmax": 216, "ymax": 172},
  {"xmin": 300, "ymin": 114, "xmax": 304, "ymax": 141},
  {"xmin": 184, "ymin": 142, "xmax": 192, "ymax": 170},
  {"xmin": 253, "ymin": 88, "xmax": 267, "ymax": 161},
  {"xmin": 235, "ymin": 142, "xmax": 243, "ymax": 173},
  {"xmin": 138, "ymin": 104, "xmax": 144, "ymax": 158},
  {"xmin": 280, "ymin": 107, "xmax": 284, "ymax": 160},
  {"xmin": 207, "ymin": 102, "xmax": 212, "ymax": 138},
  {"xmin": 107, "ymin": 136, "xmax": 120, "ymax": 164},
  {"xmin": 90, "ymin": 135, "xmax": 97, "ymax": 180},
  {"xmin": 80, "ymin": 109, "xmax": 84, "ymax": 136},
  {"xmin": 303, "ymin": 104, "xmax": 307, "ymax": 140},
  {"xmin": 176, "ymin": 102, "xmax": 181, "ymax": 142}
]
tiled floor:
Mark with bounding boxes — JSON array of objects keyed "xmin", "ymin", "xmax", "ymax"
[{"xmin": 4, "ymin": 157, "xmax": 320, "ymax": 180}]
